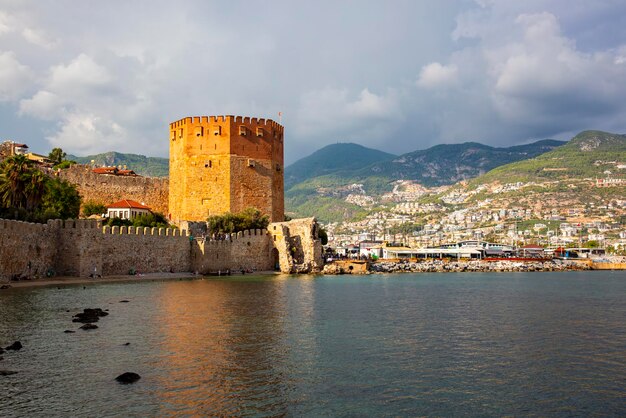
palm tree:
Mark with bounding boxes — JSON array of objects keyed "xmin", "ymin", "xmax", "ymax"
[
  {"xmin": 48, "ymin": 147, "xmax": 66, "ymax": 166},
  {"xmin": 25, "ymin": 169, "xmax": 48, "ymax": 211},
  {"xmin": 0, "ymin": 154, "xmax": 33, "ymax": 209}
]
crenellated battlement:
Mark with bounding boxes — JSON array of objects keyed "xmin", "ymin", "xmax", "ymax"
[
  {"xmin": 170, "ymin": 115, "xmax": 284, "ymax": 134},
  {"xmin": 50, "ymin": 219, "xmax": 102, "ymax": 230},
  {"xmin": 101, "ymin": 225, "xmax": 187, "ymax": 238},
  {"xmin": 203, "ymin": 228, "xmax": 269, "ymax": 242}
]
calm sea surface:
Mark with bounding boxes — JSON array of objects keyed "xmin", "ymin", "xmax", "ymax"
[{"xmin": 1, "ymin": 271, "xmax": 625, "ymax": 417}]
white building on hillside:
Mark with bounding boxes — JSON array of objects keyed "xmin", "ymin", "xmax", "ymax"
[{"xmin": 106, "ymin": 199, "xmax": 151, "ymax": 220}]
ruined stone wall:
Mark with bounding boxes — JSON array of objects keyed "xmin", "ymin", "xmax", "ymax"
[
  {"xmin": 268, "ymin": 218, "xmax": 323, "ymax": 274},
  {"xmin": 58, "ymin": 165, "xmax": 169, "ymax": 215}
]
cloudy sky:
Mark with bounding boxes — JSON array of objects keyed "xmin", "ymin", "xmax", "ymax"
[{"xmin": 1, "ymin": 0, "xmax": 626, "ymax": 163}]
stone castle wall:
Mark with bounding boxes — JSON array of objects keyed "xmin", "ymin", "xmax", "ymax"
[
  {"xmin": 58, "ymin": 165, "xmax": 169, "ymax": 215},
  {"xmin": 0, "ymin": 219, "xmax": 57, "ymax": 279},
  {"xmin": 191, "ymin": 229, "xmax": 275, "ymax": 274},
  {"xmin": 0, "ymin": 218, "xmax": 322, "ymax": 281}
]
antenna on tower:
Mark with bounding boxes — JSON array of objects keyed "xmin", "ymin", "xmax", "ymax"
[{"xmin": 278, "ymin": 111, "xmax": 282, "ymax": 125}]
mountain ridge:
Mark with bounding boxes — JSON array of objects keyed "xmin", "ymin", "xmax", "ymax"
[{"xmin": 284, "ymin": 143, "xmax": 395, "ymax": 189}]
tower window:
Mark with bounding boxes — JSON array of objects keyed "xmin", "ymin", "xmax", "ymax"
[
  {"xmin": 256, "ymin": 127, "xmax": 263, "ymax": 137},
  {"xmin": 239, "ymin": 126, "xmax": 247, "ymax": 136},
  {"xmin": 205, "ymin": 160, "xmax": 212, "ymax": 168}
]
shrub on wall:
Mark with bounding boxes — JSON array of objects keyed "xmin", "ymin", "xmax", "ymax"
[{"xmin": 207, "ymin": 207, "xmax": 269, "ymax": 235}]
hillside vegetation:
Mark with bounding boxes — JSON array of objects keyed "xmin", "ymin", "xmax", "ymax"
[
  {"xmin": 285, "ymin": 143, "xmax": 395, "ymax": 189},
  {"xmin": 68, "ymin": 152, "xmax": 169, "ymax": 177},
  {"xmin": 470, "ymin": 131, "xmax": 626, "ymax": 186},
  {"xmin": 285, "ymin": 138, "xmax": 566, "ymax": 222}
]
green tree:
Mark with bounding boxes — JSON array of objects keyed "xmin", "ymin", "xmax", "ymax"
[
  {"xmin": 40, "ymin": 178, "xmax": 81, "ymax": 220},
  {"xmin": 0, "ymin": 155, "xmax": 81, "ymax": 222},
  {"xmin": 132, "ymin": 212, "xmax": 169, "ymax": 228},
  {"xmin": 207, "ymin": 207, "xmax": 269, "ymax": 235},
  {"xmin": 55, "ymin": 160, "xmax": 76, "ymax": 169},
  {"xmin": 82, "ymin": 201, "xmax": 107, "ymax": 217},
  {"xmin": 48, "ymin": 147, "xmax": 67, "ymax": 166}
]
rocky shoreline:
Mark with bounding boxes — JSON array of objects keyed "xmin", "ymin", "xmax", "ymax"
[{"xmin": 323, "ymin": 259, "xmax": 591, "ymax": 274}]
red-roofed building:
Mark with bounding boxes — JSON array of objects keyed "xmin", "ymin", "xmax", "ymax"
[
  {"xmin": 106, "ymin": 199, "xmax": 151, "ymax": 220},
  {"xmin": 93, "ymin": 167, "xmax": 118, "ymax": 175},
  {"xmin": 93, "ymin": 167, "xmax": 138, "ymax": 176}
]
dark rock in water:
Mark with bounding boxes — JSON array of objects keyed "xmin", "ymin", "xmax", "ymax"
[
  {"xmin": 72, "ymin": 308, "xmax": 109, "ymax": 323},
  {"xmin": 72, "ymin": 316, "xmax": 98, "ymax": 323},
  {"xmin": 123, "ymin": 342, "xmax": 130, "ymax": 346},
  {"xmin": 0, "ymin": 357, "xmax": 3, "ymax": 361},
  {"xmin": 0, "ymin": 347, "xmax": 4, "ymax": 354},
  {"xmin": 66, "ymin": 310, "xmax": 70, "ymax": 312},
  {"xmin": 119, "ymin": 300, "xmax": 130, "ymax": 303},
  {"xmin": 64, "ymin": 330, "xmax": 76, "ymax": 334},
  {"xmin": 0, "ymin": 370, "xmax": 18, "ymax": 376},
  {"xmin": 115, "ymin": 372, "xmax": 140, "ymax": 384},
  {"xmin": 80, "ymin": 324, "xmax": 98, "ymax": 330},
  {"xmin": 0, "ymin": 285, "xmax": 11, "ymax": 290},
  {"xmin": 5, "ymin": 341, "xmax": 22, "ymax": 351}
]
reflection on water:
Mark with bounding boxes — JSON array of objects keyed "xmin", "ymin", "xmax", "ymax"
[
  {"xmin": 0, "ymin": 272, "xmax": 625, "ymax": 416},
  {"xmin": 153, "ymin": 279, "xmax": 291, "ymax": 416}
]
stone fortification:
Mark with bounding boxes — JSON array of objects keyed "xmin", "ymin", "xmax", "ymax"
[
  {"xmin": 0, "ymin": 218, "xmax": 190, "ymax": 279},
  {"xmin": 0, "ymin": 220, "xmax": 56, "ymax": 279},
  {"xmin": 269, "ymin": 218, "xmax": 323, "ymax": 273},
  {"xmin": 169, "ymin": 115, "xmax": 284, "ymax": 224},
  {"xmin": 0, "ymin": 218, "xmax": 322, "ymax": 281},
  {"xmin": 100, "ymin": 225, "xmax": 191, "ymax": 275},
  {"xmin": 191, "ymin": 229, "xmax": 274, "ymax": 274},
  {"xmin": 58, "ymin": 165, "xmax": 169, "ymax": 214}
]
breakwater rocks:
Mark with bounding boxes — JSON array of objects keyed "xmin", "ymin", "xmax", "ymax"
[
  {"xmin": 323, "ymin": 259, "xmax": 591, "ymax": 274},
  {"xmin": 371, "ymin": 259, "xmax": 590, "ymax": 273}
]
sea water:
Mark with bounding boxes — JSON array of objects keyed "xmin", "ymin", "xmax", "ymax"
[{"xmin": 1, "ymin": 271, "xmax": 625, "ymax": 416}]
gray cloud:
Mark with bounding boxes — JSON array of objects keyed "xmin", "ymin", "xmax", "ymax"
[{"xmin": 0, "ymin": 0, "xmax": 625, "ymax": 163}]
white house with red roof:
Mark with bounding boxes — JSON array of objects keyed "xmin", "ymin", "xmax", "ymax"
[{"xmin": 106, "ymin": 199, "xmax": 151, "ymax": 220}]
